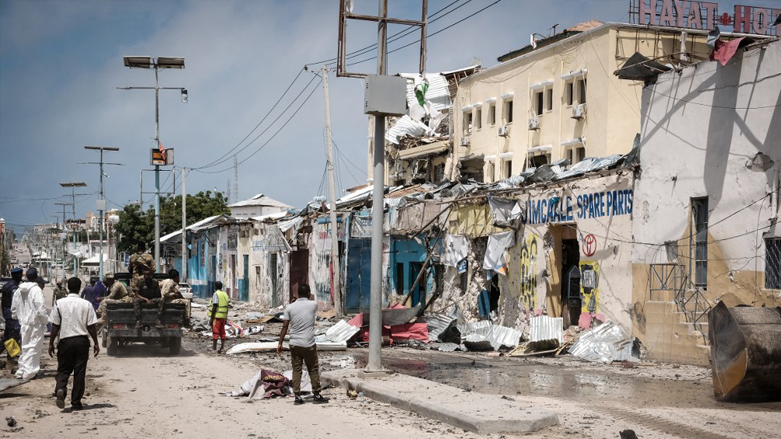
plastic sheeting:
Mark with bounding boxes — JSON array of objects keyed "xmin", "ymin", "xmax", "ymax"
[
  {"xmin": 529, "ymin": 316, "xmax": 563, "ymax": 344},
  {"xmin": 553, "ymin": 155, "xmax": 624, "ymax": 181},
  {"xmin": 483, "ymin": 231, "xmax": 515, "ymax": 274},
  {"xmin": 488, "ymin": 197, "xmax": 523, "ymax": 227},
  {"xmin": 569, "ymin": 321, "xmax": 638, "ymax": 363},
  {"xmin": 442, "ymin": 235, "xmax": 469, "ymax": 267}
]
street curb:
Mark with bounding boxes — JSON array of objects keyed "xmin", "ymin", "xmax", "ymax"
[{"xmin": 322, "ymin": 371, "xmax": 559, "ymax": 434}]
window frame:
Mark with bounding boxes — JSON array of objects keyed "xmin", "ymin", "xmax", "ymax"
[
  {"xmin": 577, "ymin": 77, "xmax": 587, "ymax": 105},
  {"xmin": 474, "ymin": 106, "xmax": 482, "ymax": 130},
  {"xmin": 462, "ymin": 110, "xmax": 473, "ymax": 135},
  {"xmin": 565, "ymin": 80, "xmax": 574, "ymax": 107},
  {"xmin": 545, "ymin": 87, "xmax": 553, "ymax": 112},
  {"xmin": 503, "ymin": 99, "xmax": 514, "ymax": 124},
  {"xmin": 766, "ymin": 238, "xmax": 781, "ymax": 289},
  {"xmin": 534, "ymin": 90, "xmax": 544, "ymax": 116},
  {"xmin": 488, "ymin": 103, "xmax": 496, "ymax": 126},
  {"xmin": 690, "ymin": 197, "xmax": 708, "ymax": 289}
]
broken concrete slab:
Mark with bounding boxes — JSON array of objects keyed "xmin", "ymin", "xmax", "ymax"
[{"xmin": 322, "ymin": 369, "xmax": 559, "ymax": 434}]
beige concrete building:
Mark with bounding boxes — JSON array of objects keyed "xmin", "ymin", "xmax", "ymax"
[{"xmin": 452, "ymin": 21, "xmax": 745, "ymax": 183}]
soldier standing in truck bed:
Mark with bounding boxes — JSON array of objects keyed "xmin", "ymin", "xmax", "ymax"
[{"xmin": 129, "ymin": 244, "xmax": 155, "ymax": 295}]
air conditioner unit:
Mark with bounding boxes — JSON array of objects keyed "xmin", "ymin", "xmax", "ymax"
[
  {"xmin": 460, "ymin": 136, "xmax": 470, "ymax": 147},
  {"xmin": 572, "ymin": 103, "xmax": 586, "ymax": 119},
  {"xmin": 527, "ymin": 118, "xmax": 539, "ymax": 131},
  {"xmin": 499, "ymin": 125, "xmax": 510, "ymax": 137}
]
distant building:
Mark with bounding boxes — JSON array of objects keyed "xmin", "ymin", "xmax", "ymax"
[{"xmin": 228, "ymin": 194, "xmax": 292, "ymax": 219}]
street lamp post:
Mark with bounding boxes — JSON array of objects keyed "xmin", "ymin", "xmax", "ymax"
[
  {"xmin": 120, "ymin": 56, "xmax": 187, "ymax": 271},
  {"xmin": 59, "ymin": 182, "xmax": 87, "ymax": 277},
  {"xmin": 83, "ymin": 146, "xmax": 121, "ymax": 279}
]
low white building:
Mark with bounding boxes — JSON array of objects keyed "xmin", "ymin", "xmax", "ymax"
[
  {"xmin": 228, "ymin": 194, "xmax": 292, "ymax": 219},
  {"xmin": 631, "ymin": 38, "xmax": 781, "ymax": 365}
]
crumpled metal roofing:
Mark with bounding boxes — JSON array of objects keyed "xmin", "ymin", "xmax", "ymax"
[
  {"xmin": 314, "ymin": 320, "xmax": 360, "ymax": 344},
  {"xmin": 553, "ymin": 155, "xmax": 624, "ymax": 181},
  {"xmin": 458, "ymin": 320, "xmax": 522, "ymax": 350},
  {"xmin": 425, "ymin": 313, "xmax": 456, "ymax": 342},
  {"xmin": 569, "ymin": 321, "xmax": 638, "ymax": 363},
  {"xmin": 386, "ymin": 115, "xmax": 436, "ymax": 145},
  {"xmin": 529, "ymin": 316, "xmax": 563, "ymax": 344}
]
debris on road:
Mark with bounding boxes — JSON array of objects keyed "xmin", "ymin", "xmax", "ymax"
[
  {"xmin": 569, "ymin": 321, "xmax": 641, "ymax": 363},
  {"xmin": 227, "ymin": 369, "xmax": 291, "ymax": 399}
]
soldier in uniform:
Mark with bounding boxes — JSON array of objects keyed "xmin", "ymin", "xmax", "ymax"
[
  {"xmin": 95, "ymin": 273, "xmax": 134, "ymax": 325},
  {"xmin": 52, "ymin": 279, "xmax": 68, "ymax": 306},
  {"xmin": 129, "ymin": 245, "xmax": 155, "ymax": 295},
  {"xmin": 133, "ymin": 271, "xmax": 164, "ymax": 328},
  {"xmin": 159, "ymin": 269, "xmax": 190, "ymax": 326}
]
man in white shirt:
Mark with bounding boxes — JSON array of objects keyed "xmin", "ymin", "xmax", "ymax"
[
  {"xmin": 277, "ymin": 284, "xmax": 328, "ymax": 405},
  {"xmin": 48, "ymin": 277, "xmax": 100, "ymax": 410}
]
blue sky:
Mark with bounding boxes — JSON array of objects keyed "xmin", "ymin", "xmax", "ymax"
[{"xmin": 1, "ymin": 0, "xmax": 778, "ymax": 230}]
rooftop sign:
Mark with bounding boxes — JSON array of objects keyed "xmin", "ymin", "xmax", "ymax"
[{"xmin": 630, "ymin": 1, "xmax": 780, "ymax": 35}]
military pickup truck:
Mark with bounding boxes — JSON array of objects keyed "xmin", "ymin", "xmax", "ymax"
[{"xmin": 103, "ymin": 273, "xmax": 185, "ymax": 355}]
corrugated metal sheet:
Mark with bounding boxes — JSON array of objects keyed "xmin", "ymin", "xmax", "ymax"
[
  {"xmin": 426, "ymin": 314, "xmax": 455, "ymax": 342},
  {"xmin": 489, "ymin": 325, "xmax": 523, "ymax": 350},
  {"xmin": 400, "ymin": 72, "xmax": 451, "ymax": 114},
  {"xmin": 386, "ymin": 115, "xmax": 434, "ymax": 145},
  {"xmin": 459, "ymin": 321, "xmax": 522, "ymax": 350},
  {"xmin": 315, "ymin": 320, "xmax": 360, "ymax": 344},
  {"xmin": 569, "ymin": 321, "xmax": 637, "ymax": 363},
  {"xmin": 529, "ymin": 316, "xmax": 563, "ymax": 344}
]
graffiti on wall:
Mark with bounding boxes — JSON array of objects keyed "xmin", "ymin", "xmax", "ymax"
[
  {"xmin": 519, "ymin": 235, "xmax": 538, "ymax": 310},
  {"xmin": 523, "ymin": 189, "xmax": 634, "ymax": 225},
  {"xmin": 579, "ymin": 260, "xmax": 600, "ymax": 314}
]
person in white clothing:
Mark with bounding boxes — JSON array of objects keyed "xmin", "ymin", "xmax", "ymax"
[{"xmin": 11, "ymin": 268, "xmax": 49, "ymax": 380}]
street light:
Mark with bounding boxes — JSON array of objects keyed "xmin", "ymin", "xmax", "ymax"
[
  {"xmin": 83, "ymin": 146, "xmax": 121, "ymax": 279},
  {"xmin": 119, "ymin": 55, "xmax": 187, "ymax": 271},
  {"xmin": 59, "ymin": 182, "xmax": 87, "ymax": 277}
]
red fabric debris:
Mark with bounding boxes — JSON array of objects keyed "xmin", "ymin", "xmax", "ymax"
[
  {"xmin": 709, "ymin": 37, "xmax": 745, "ymax": 67},
  {"xmin": 389, "ymin": 321, "xmax": 429, "ymax": 342}
]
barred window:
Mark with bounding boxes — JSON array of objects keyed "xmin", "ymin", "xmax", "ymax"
[{"xmin": 766, "ymin": 238, "xmax": 781, "ymax": 289}]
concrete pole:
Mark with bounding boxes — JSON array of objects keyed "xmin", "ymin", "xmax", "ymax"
[
  {"xmin": 99, "ymin": 148, "xmax": 104, "ymax": 279},
  {"xmin": 322, "ymin": 65, "xmax": 343, "ymax": 318},
  {"xmin": 154, "ymin": 65, "xmax": 161, "ymax": 272},
  {"xmin": 367, "ymin": 0, "xmax": 388, "ymax": 372},
  {"xmin": 181, "ymin": 167, "xmax": 187, "ymax": 283}
]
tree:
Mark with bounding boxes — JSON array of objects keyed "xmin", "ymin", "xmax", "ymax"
[{"xmin": 115, "ymin": 191, "xmax": 229, "ymax": 255}]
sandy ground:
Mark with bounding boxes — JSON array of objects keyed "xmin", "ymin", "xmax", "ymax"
[{"xmin": 0, "ymin": 300, "xmax": 779, "ymax": 438}]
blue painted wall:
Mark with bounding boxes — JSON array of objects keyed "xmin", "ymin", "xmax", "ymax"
[{"xmin": 389, "ymin": 236, "xmax": 438, "ymax": 307}]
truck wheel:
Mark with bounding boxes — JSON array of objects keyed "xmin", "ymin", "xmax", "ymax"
[
  {"xmin": 107, "ymin": 335, "xmax": 118, "ymax": 356},
  {"xmin": 169, "ymin": 337, "xmax": 182, "ymax": 355}
]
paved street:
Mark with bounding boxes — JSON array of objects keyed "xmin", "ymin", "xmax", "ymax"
[{"xmin": 2, "ymin": 316, "xmax": 780, "ymax": 439}]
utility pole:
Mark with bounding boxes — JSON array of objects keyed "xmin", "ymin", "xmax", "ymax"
[
  {"xmin": 233, "ymin": 156, "xmax": 239, "ymax": 204},
  {"xmin": 181, "ymin": 167, "xmax": 187, "ymax": 284},
  {"xmin": 367, "ymin": 0, "xmax": 389, "ymax": 373},
  {"xmin": 322, "ymin": 65, "xmax": 342, "ymax": 318},
  {"xmin": 55, "ymin": 203, "xmax": 70, "ymax": 281},
  {"xmin": 83, "ymin": 146, "xmax": 121, "ymax": 280},
  {"xmin": 336, "ymin": 0, "xmax": 427, "ymax": 373},
  {"xmin": 120, "ymin": 55, "xmax": 187, "ymax": 272},
  {"xmin": 60, "ymin": 182, "xmax": 87, "ymax": 278}
]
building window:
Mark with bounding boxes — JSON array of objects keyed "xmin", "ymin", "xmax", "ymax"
[
  {"xmin": 488, "ymin": 103, "xmax": 496, "ymax": 125},
  {"xmin": 486, "ymin": 161, "xmax": 495, "ymax": 183},
  {"xmin": 546, "ymin": 88, "xmax": 553, "ymax": 112},
  {"xmin": 475, "ymin": 107, "xmax": 482, "ymax": 130},
  {"xmin": 691, "ymin": 197, "xmax": 708, "ymax": 288},
  {"xmin": 577, "ymin": 78, "xmax": 587, "ymax": 104},
  {"xmin": 503, "ymin": 99, "xmax": 514, "ymax": 124},
  {"xmin": 463, "ymin": 111, "xmax": 472, "ymax": 135},
  {"xmin": 534, "ymin": 91, "xmax": 544, "ymax": 116},
  {"xmin": 504, "ymin": 160, "xmax": 513, "ymax": 179},
  {"xmin": 527, "ymin": 153, "xmax": 550, "ymax": 169},
  {"xmin": 565, "ymin": 81, "xmax": 574, "ymax": 106},
  {"xmin": 567, "ymin": 147, "xmax": 585, "ymax": 164},
  {"xmin": 766, "ymin": 238, "xmax": 781, "ymax": 289}
]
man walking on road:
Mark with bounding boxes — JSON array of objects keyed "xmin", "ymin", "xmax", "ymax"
[
  {"xmin": 11, "ymin": 268, "xmax": 48, "ymax": 380},
  {"xmin": 277, "ymin": 284, "xmax": 328, "ymax": 405},
  {"xmin": 49, "ymin": 277, "xmax": 99, "ymax": 410},
  {"xmin": 209, "ymin": 282, "xmax": 229, "ymax": 353}
]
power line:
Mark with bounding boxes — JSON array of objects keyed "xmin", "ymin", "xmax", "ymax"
[
  {"xmin": 195, "ymin": 77, "xmax": 323, "ymax": 174},
  {"xmin": 346, "ymin": 0, "xmax": 504, "ymax": 68},
  {"xmin": 195, "ymin": 67, "xmax": 306, "ymax": 170}
]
